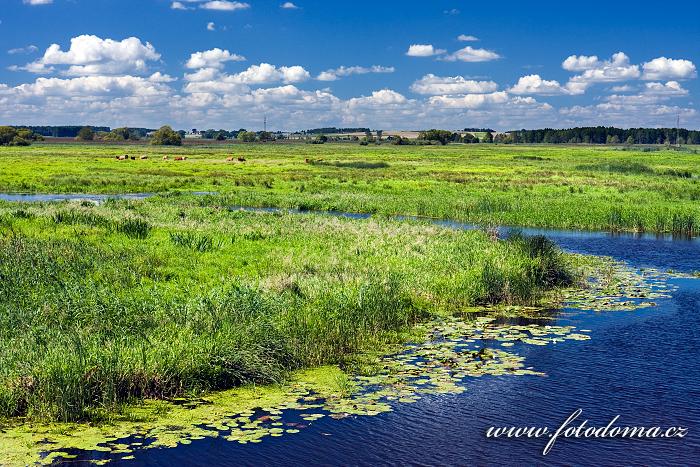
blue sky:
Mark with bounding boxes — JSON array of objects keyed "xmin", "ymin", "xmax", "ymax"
[{"xmin": 1, "ymin": 0, "xmax": 698, "ymax": 131}]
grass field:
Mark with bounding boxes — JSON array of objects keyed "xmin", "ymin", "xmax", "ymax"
[
  {"xmin": 0, "ymin": 142, "xmax": 698, "ymax": 235},
  {"xmin": 0, "ymin": 141, "xmax": 696, "ymax": 424},
  {"xmin": 0, "ymin": 194, "xmax": 572, "ymax": 422}
]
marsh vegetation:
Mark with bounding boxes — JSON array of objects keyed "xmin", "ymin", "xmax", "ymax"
[
  {"xmin": 0, "ymin": 195, "xmax": 572, "ymax": 423},
  {"xmin": 0, "ymin": 143, "xmax": 698, "ymax": 235}
]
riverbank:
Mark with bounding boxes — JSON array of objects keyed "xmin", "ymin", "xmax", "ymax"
[{"xmin": 0, "ymin": 143, "xmax": 698, "ymax": 235}]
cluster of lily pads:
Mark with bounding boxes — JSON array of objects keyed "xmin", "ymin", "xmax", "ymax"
[
  {"xmin": 563, "ymin": 259, "xmax": 678, "ymax": 312},
  {"xmin": 0, "ymin": 258, "xmax": 688, "ymax": 465}
]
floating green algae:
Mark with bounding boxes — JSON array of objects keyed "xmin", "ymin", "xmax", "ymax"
[{"xmin": 1, "ymin": 258, "xmax": 689, "ymax": 465}]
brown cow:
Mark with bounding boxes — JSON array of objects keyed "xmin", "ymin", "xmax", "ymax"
[
  {"xmin": 226, "ymin": 157, "xmax": 234, "ymax": 162},
  {"xmin": 304, "ymin": 158, "xmax": 310, "ymax": 164},
  {"xmin": 237, "ymin": 156, "xmax": 246, "ymax": 162},
  {"xmin": 174, "ymin": 156, "xmax": 185, "ymax": 161}
]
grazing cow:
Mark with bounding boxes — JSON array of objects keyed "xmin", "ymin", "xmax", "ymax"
[
  {"xmin": 163, "ymin": 155, "xmax": 169, "ymax": 160},
  {"xmin": 118, "ymin": 155, "xmax": 127, "ymax": 161},
  {"xmin": 130, "ymin": 156, "xmax": 136, "ymax": 160},
  {"xmin": 304, "ymin": 158, "xmax": 310, "ymax": 164},
  {"xmin": 140, "ymin": 155, "xmax": 148, "ymax": 160},
  {"xmin": 237, "ymin": 156, "xmax": 246, "ymax": 162},
  {"xmin": 174, "ymin": 156, "xmax": 185, "ymax": 161},
  {"xmin": 226, "ymin": 157, "xmax": 234, "ymax": 162}
]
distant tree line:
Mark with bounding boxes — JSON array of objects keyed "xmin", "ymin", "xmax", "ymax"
[
  {"xmin": 19, "ymin": 125, "xmax": 110, "ymax": 138},
  {"xmin": 303, "ymin": 127, "xmax": 371, "ymax": 135},
  {"xmin": 0, "ymin": 127, "xmax": 44, "ymax": 146},
  {"xmin": 503, "ymin": 127, "xmax": 700, "ymax": 145}
]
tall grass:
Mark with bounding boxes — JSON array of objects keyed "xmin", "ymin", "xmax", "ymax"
[{"xmin": 0, "ymin": 204, "xmax": 573, "ymax": 422}]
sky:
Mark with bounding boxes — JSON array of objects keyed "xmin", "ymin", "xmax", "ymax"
[{"xmin": 0, "ymin": 0, "xmax": 699, "ymax": 131}]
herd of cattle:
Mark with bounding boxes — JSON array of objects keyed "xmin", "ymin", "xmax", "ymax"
[{"xmin": 115, "ymin": 155, "xmax": 247, "ymax": 162}]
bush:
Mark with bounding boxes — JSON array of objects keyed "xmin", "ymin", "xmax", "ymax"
[{"xmin": 150, "ymin": 125, "xmax": 182, "ymax": 146}]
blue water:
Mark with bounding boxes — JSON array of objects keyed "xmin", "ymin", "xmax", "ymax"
[{"xmin": 43, "ymin": 207, "xmax": 700, "ymax": 465}]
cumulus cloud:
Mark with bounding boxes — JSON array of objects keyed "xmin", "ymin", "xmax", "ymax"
[
  {"xmin": 442, "ymin": 46, "xmax": 500, "ymax": 62},
  {"xmin": 508, "ymin": 74, "xmax": 571, "ymax": 95},
  {"xmin": 200, "ymin": 1, "xmax": 250, "ymax": 11},
  {"xmin": 642, "ymin": 57, "xmax": 697, "ymax": 80},
  {"xmin": 406, "ymin": 44, "xmax": 446, "ymax": 57},
  {"xmin": 410, "ymin": 74, "xmax": 497, "ymax": 95},
  {"xmin": 562, "ymin": 55, "xmax": 601, "ymax": 71},
  {"xmin": 23, "ymin": 0, "xmax": 52, "ymax": 5},
  {"xmin": 15, "ymin": 35, "xmax": 161, "ymax": 76},
  {"xmin": 171, "ymin": 1, "xmax": 190, "ymax": 9},
  {"xmin": 185, "ymin": 48, "xmax": 245, "ymax": 69},
  {"xmin": 316, "ymin": 65, "xmax": 394, "ymax": 81},
  {"xmin": 565, "ymin": 52, "xmax": 640, "ymax": 94},
  {"xmin": 233, "ymin": 63, "xmax": 310, "ymax": 84},
  {"xmin": 280, "ymin": 2, "xmax": 299, "ymax": 8},
  {"xmin": 207, "ymin": 22, "xmax": 216, "ymax": 31},
  {"xmin": 428, "ymin": 91, "xmax": 509, "ymax": 109},
  {"xmin": 457, "ymin": 34, "xmax": 479, "ymax": 42}
]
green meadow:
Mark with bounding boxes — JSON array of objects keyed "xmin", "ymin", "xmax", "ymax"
[
  {"xmin": 0, "ymin": 141, "xmax": 697, "ymax": 424},
  {"xmin": 1, "ymin": 142, "xmax": 698, "ymax": 235}
]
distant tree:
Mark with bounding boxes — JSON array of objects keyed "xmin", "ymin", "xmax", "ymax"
[
  {"xmin": 76, "ymin": 126, "xmax": 95, "ymax": 141},
  {"xmin": 0, "ymin": 126, "xmax": 41, "ymax": 146},
  {"xmin": 626, "ymin": 135, "xmax": 635, "ymax": 146},
  {"xmin": 462, "ymin": 133, "xmax": 478, "ymax": 144},
  {"xmin": 418, "ymin": 129, "xmax": 453, "ymax": 145},
  {"xmin": 376, "ymin": 130, "xmax": 383, "ymax": 140},
  {"xmin": 314, "ymin": 134, "xmax": 328, "ymax": 144},
  {"xmin": 216, "ymin": 132, "xmax": 227, "ymax": 141},
  {"xmin": 104, "ymin": 127, "xmax": 132, "ymax": 141},
  {"xmin": 237, "ymin": 131, "xmax": 257, "ymax": 142},
  {"xmin": 606, "ymin": 135, "xmax": 620, "ymax": 145},
  {"xmin": 482, "ymin": 131, "xmax": 494, "ymax": 143},
  {"xmin": 151, "ymin": 125, "xmax": 182, "ymax": 146},
  {"xmin": 494, "ymin": 132, "xmax": 514, "ymax": 144},
  {"xmin": 258, "ymin": 131, "xmax": 274, "ymax": 142}
]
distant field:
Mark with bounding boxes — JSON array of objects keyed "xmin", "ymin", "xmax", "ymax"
[{"xmin": 0, "ymin": 142, "xmax": 698, "ymax": 235}]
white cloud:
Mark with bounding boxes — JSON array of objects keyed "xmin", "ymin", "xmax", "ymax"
[
  {"xmin": 207, "ymin": 22, "xmax": 216, "ymax": 31},
  {"xmin": 509, "ymin": 74, "xmax": 571, "ymax": 96},
  {"xmin": 406, "ymin": 44, "xmax": 445, "ymax": 57},
  {"xmin": 642, "ymin": 57, "xmax": 697, "ymax": 80},
  {"xmin": 8, "ymin": 45, "xmax": 39, "ymax": 55},
  {"xmin": 186, "ymin": 48, "xmax": 245, "ymax": 69},
  {"xmin": 317, "ymin": 65, "xmax": 394, "ymax": 81},
  {"xmin": 565, "ymin": 52, "xmax": 640, "ymax": 94},
  {"xmin": 444, "ymin": 8, "xmax": 460, "ymax": 15},
  {"xmin": 457, "ymin": 34, "xmax": 479, "ymax": 42},
  {"xmin": 199, "ymin": 1, "xmax": 250, "ymax": 11},
  {"xmin": 428, "ymin": 91, "xmax": 509, "ymax": 109},
  {"xmin": 442, "ymin": 46, "xmax": 500, "ymax": 62},
  {"xmin": 23, "ymin": 0, "xmax": 52, "ymax": 5},
  {"xmin": 233, "ymin": 63, "xmax": 310, "ymax": 84},
  {"xmin": 643, "ymin": 80, "xmax": 688, "ymax": 96},
  {"xmin": 410, "ymin": 74, "xmax": 497, "ymax": 95},
  {"xmin": 562, "ymin": 55, "xmax": 601, "ymax": 71},
  {"xmin": 347, "ymin": 89, "xmax": 408, "ymax": 107},
  {"xmin": 16, "ymin": 35, "xmax": 161, "ymax": 76},
  {"xmin": 171, "ymin": 1, "xmax": 191, "ymax": 9},
  {"xmin": 610, "ymin": 84, "xmax": 634, "ymax": 92},
  {"xmin": 280, "ymin": 2, "xmax": 299, "ymax": 9}
]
